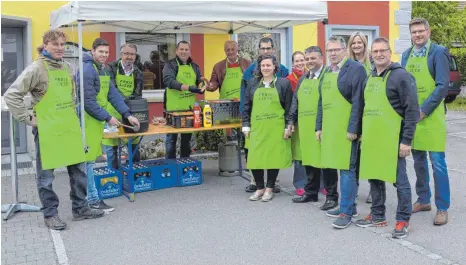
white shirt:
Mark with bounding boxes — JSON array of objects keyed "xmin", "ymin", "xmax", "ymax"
[
  {"xmin": 121, "ymin": 62, "xmax": 134, "ymax": 76},
  {"xmin": 309, "ymin": 66, "xmax": 323, "ymax": 79}
]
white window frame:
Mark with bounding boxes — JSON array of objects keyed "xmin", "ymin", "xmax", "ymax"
[
  {"xmin": 325, "ymin": 24, "xmax": 379, "ymax": 66},
  {"xmin": 119, "ymin": 32, "xmax": 186, "ymax": 102},
  {"xmin": 232, "ymin": 28, "xmax": 289, "ymax": 68}
]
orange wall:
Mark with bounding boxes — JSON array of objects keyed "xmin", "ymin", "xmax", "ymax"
[{"xmin": 319, "ymin": 1, "xmax": 390, "ymax": 59}]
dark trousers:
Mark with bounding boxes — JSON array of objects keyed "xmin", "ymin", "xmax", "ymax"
[
  {"xmin": 165, "ymin": 133, "xmax": 192, "ymax": 159},
  {"xmin": 303, "ymin": 166, "xmax": 339, "ymax": 201},
  {"xmin": 370, "ymin": 157, "xmax": 412, "ymax": 222},
  {"xmin": 33, "ymin": 128, "xmax": 88, "ymax": 218},
  {"xmin": 108, "ymin": 145, "xmax": 141, "ymax": 169},
  {"xmin": 251, "ymin": 169, "xmax": 279, "ymax": 189}
]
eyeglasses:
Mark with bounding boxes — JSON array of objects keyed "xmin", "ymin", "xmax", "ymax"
[
  {"xmin": 410, "ymin": 29, "xmax": 426, "ymax": 35},
  {"xmin": 371, "ymin": 48, "xmax": 391, "ymax": 55},
  {"xmin": 259, "ymin": 47, "xmax": 273, "ymax": 51},
  {"xmin": 326, "ymin": 48, "xmax": 344, "ymax": 54},
  {"xmin": 122, "ymin": 52, "xmax": 136, "ymax": 56}
]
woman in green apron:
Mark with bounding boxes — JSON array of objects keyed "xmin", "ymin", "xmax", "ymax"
[
  {"xmin": 242, "ymin": 54, "xmax": 293, "ymax": 202},
  {"xmin": 348, "ymin": 31, "xmax": 373, "ymax": 204},
  {"xmin": 286, "ymin": 51, "xmax": 307, "ymax": 196}
]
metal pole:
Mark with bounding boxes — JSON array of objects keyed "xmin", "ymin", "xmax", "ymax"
[
  {"xmin": 78, "ymin": 21, "xmax": 87, "ymax": 152},
  {"xmin": 9, "ymin": 111, "xmax": 18, "ymax": 204},
  {"xmin": 1, "ymin": 112, "xmax": 40, "ymax": 220}
]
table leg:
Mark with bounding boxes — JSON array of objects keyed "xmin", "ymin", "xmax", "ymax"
[{"xmin": 236, "ymin": 131, "xmax": 250, "ymax": 182}]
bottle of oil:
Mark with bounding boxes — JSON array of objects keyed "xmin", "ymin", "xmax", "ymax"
[{"xmin": 203, "ymin": 104, "xmax": 212, "ymax": 128}]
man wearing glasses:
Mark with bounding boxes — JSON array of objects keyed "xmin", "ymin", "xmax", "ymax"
[
  {"xmin": 401, "ymin": 18, "xmax": 451, "ymax": 226},
  {"xmin": 355, "ymin": 37, "xmax": 419, "ymax": 239},
  {"xmin": 316, "ymin": 36, "xmax": 366, "ymax": 229},
  {"xmin": 241, "ymin": 37, "xmax": 289, "ymax": 193},
  {"xmin": 104, "ymin": 43, "xmax": 144, "ymax": 169}
]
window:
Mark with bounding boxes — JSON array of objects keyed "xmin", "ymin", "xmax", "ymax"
[
  {"xmin": 236, "ymin": 29, "xmax": 288, "ymax": 67},
  {"xmin": 325, "ymin": 25, "xmax": 379, "ymax": 64},
  {"xmin": 449, "ymin": 56, "xmax": 458, "ymax": 71},
  {"xmin": 126, "ymin": 33, "xmax": 177, "ymax": 90}
]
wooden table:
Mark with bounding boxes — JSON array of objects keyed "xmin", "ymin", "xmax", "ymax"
[{"xmin": 103, "ymin": 123, "xmax": 244, "ymax": 201}]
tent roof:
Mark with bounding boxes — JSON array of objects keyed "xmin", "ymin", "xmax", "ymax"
[{"xmin": 50, "ymin": 1, "xmax": 328, "ymax": 34}]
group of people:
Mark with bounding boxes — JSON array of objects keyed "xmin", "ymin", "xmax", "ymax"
[
  {"xmin": 241, "ymin": 17, "xmax": 451, "ymax": 239},
  {"xmin": 4, "ymin": 17, "xmax": 451, "ymax": 239}
]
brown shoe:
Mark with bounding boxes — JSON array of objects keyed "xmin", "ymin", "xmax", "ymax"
[
  {"xmin": 434, "ymin": 211, "xmax": 448, "ymax": 226},
  {"xmin": 412, "ymin": 202, "xmax": 432, "ymax": 213}
]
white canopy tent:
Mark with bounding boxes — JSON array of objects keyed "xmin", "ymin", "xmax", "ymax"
[{"xmin": 50, "ymin": 0, "xmax": 328, "ymax": 146}]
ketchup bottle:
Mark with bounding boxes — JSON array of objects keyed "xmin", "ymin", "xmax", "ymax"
[{"xmin": 193, "ymin": 102, "xmax": 201, "ymax": 128}]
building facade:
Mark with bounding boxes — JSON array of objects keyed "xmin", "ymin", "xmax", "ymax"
[{"xmin": 1, "ymin": 1, "xmax": 411, "ymax": 157}]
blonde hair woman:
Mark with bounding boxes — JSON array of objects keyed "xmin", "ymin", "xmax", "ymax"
[{"xmin": 348, "ymin": 32, "xmax": 372, "ymax": 74}]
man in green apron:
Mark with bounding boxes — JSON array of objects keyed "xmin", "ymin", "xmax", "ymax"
[
  {"xmin": 4, "ymin": 30, "xmax": 105, "ymax": 230},
  {"xmin": 287, "ymin": 46, "xmax": 339, "ymax": 210},
  {"xmin": 104, "ymin": 43, "xmax": 144, "ymax": 169},
  {"xmin": 207, "ymin": 40, "xmax": 251, "ymax": 99},
  {"xmin": 315, "ymin": 36, "xmax": 367, "ymax": 229},
  {"xmin": 355, "ymin": 37, "xmax": 419, "ymax": 239},
  {"xmin": 401, "ymin": 18, "xmax": 451, "ymax": 226},
  {"xmin": 163, "ymin": 41, "xmax": 206, "ymax": 159},
  {"xmin": 79, "ymin": 38, "xmax": 140, "ymax": 213},
  {"xmin": 206, "ymin": 40, "xmax": 252, "ymax": 143}
]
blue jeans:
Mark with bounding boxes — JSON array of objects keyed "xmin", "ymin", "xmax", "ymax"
[
  {"xmin": 370, "ymin": 157, "xmax": 412, "ymax": 222},
  {"xmin": 165, "ymin": 133, "xmax": 192, "ymax": 159},
  {"xmin": 339, "ymin": 140, "xmax": 359, "ymax": 216},
  {"xmin": 293, "ymin": 160, "xmax": 307, "ymax": 190},
  {"xmin": 413, "ymin": 150, "xmax": 450, "ymax": 211},
  {"xmin": 86, "ymin": 161, "xmax": 100, "ymax": 205},
  {"xmin": 33, "ymin": 128, "xmax": 88, "ymax": 217}
]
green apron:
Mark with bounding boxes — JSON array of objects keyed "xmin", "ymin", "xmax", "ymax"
[
  {"xmin": 102, "ymin": 62, "xmax": 139, "ymax": 146},
  {"xmin": 220, "ymin": 60, "xmax": 242, "ymax": 99},
  {"xmin": 405, "ymin": 42, "xmax": 446, "ymax": 152},
  {"xmin": 320, "ymin": 60, "xmax": 353, "ymax": 170},
  {"xmin": 166, "ymin": 60, "xmax": 196, "ymax": 111},
  {"xmin": 247, "ymin": 79, "xmax": 292, "ymax": 169},
  {"xmin": 84, "ymin": 65, "xmax": 110, "ymax": 161},
  {"xmin": 291, "ymin": 124, "xmax": 302, "ymax": 161},
  {"xmin": 34, "ymin": 62, "xmax": 86, "ymax": 170},
  {"xmin": 297, "ymin": 74, "xmax": 323, "ymax": 167},
  {"xmin": 363, "ymin": 61, "xmax": 372, "ymax": 75},
  {"xmin": 359, "ymin": 71, "xmax": 401, "ymax": 183}
]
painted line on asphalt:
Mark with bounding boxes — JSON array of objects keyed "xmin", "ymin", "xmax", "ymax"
[
  {"xmin": 448, "ymin": 132, "xmax": 466, "ymax": 139},
  {"xmin": 50, "ymin": 229, "xmax": 70, "ymax": 265}
]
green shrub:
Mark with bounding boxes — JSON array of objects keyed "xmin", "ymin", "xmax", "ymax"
[
  {"xmin": 193, "ymin": 130, "xmax": 226, "ymax": 152},
  {"xmin": 450, "ymin": 47, "xmax": 466, "ymax": 86}
]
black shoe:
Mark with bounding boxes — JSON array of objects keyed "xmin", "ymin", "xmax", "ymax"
[
  {"xmin": 89, "ymin": 201, "xmax": 115, "ymax": 213},
  {"xmin": 245, "ymin": 184, "xmax": 257, "ymax": 193},
  {"xmin": 273, "ymin": 184, "xmax": 281, "ymax": 193},
  {"xmin": 320, "ymin": 200, "xmax": 338, "ymax": 211},
  {"xmin": 44, "ymin": 216, "xmax": 67, "ymax": 230},
  {"xmin": 292, "ymin": 194, "xmax": 318, "ymax": 203},
  {"xmin": 73, "ymin": 207, "xmax": 105, "ymax": 221}
]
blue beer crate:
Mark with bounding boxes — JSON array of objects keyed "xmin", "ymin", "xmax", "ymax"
[
  {"xmin": 174, "ymin": 158, "xmax": 203, "ymax": 187},
  {"xmin": 122, "ymin": 162, "xmax": 154, "ymax": 193},
  {"xmin": 93, "ymin": 166, "xmax": 123, "ymax": 199},
  {"xmin": 143, "ymin": 159, "xmax": 178, "ymax": 190}
]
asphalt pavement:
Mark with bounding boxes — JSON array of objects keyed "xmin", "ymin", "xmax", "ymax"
[{"xmin": 2, "ymin": 111, "xmax": 466, "ymax": 265}]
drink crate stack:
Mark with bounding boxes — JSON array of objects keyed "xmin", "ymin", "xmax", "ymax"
[
  {"xmin": 93, "ymin": 166, "xmax": 123, "ymax": 199},
  {"xmin": 122, "ymin": 162, "xmax": 155, "ymax": 193},
  {"xmin": 175, "ymin": 158, "xmax": 203, "ymax": 187}
]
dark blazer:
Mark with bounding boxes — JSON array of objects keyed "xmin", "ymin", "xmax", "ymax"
[{"xmin": 316, "ymin": 59, "xmax": 367, "ymax": 135}]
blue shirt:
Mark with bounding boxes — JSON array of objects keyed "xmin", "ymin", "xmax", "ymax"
[
  {"xmin": 239, "ymin": 62, "xmax": 289, "ymax": 113},
  {"xmin": 401, "ymin": 42, "xmax": 450, "ymax": 116}
]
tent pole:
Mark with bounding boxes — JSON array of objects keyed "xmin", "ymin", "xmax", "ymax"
[{"xmin": 78, "ymin": 21, "xmax": 87, "ymax": 153}]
